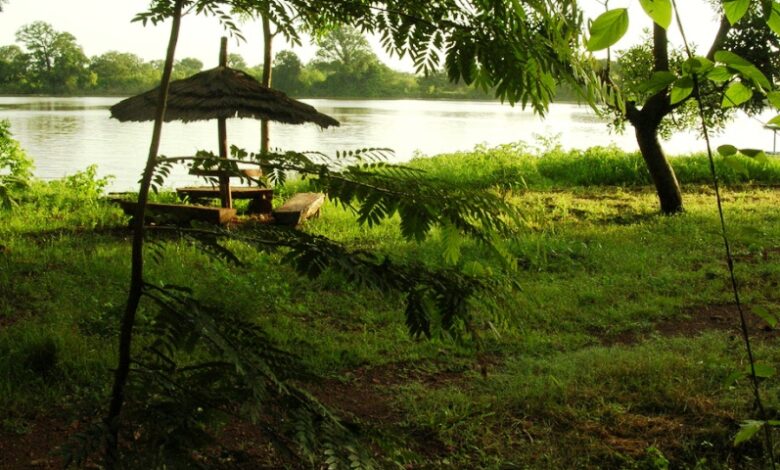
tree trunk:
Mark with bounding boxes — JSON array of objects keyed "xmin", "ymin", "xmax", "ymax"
[
  {"xmin": 218, "ymin": 38, "xmax": 232, "ymax": 208},
  {"xmin": 625, "ymin": 23, "xmax": 682, "ymax": 215},
  {"xmin": 260, "ymin": 16, "xmax": 273, "ymax": 154},
  {"xmin": 634, "ymin": 119, "xmax": 683, "ymax": 214},
  {"xmin": 104, "ymin": 0, "xmax": 184, "ymax": 466}
]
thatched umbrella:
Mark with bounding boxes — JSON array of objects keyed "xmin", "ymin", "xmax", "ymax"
[{"xmin": 110, "ymin": 37, "xmax": 339, "ymax": 208}]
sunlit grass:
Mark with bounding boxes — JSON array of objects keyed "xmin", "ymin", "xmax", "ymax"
[{"xmin": 2, "ymin": 148, "xmax": 780, "ymax": 467}]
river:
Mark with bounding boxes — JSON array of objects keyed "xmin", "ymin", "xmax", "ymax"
[{"xmin": 0, "ymin": 97, "xmax": 776, "ymax": 191}]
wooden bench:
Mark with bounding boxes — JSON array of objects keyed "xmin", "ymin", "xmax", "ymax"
[
  {"xmin": 187, "ymin": 167, "xmax": 266, "ymax": 210},
  {"xmin": 112, "ymin": 199, "xmax": 236, "ymax": 225},
  {"xmin": 188, "ymin": 168, "xmax": 263, "ymax": 179},
  {"xmin": 176, "ymin": 186, "xmax": 274, "ymax": 214},
  {"xmin": 273, "ymin": 193, "xmax": 325, "ymax": 226}
]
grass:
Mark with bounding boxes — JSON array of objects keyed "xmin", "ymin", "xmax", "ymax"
[
  {"xmin": 3, "ymin": 145, "xmax": 780, "ymax": 467},
  {"xmin": 408, "ymin": 142, "xmax": 780, "ymax": 190}
]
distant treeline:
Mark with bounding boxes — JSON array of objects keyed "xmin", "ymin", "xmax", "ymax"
[{"xmin": 0, "ymin": 21, "xmax": 581, "ymax": 101}]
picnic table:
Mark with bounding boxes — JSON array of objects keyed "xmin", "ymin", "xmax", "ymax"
[{"xmin": 181, "ymin": 167, "xmax": 273, "ymax": 214}]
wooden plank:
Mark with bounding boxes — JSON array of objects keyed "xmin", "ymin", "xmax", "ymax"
[
  {"xmin": 177, "ymin": 186, "xmax": 274, "ymax": 214},
  {"xmin": 112, "ymin": 200, "xmax": 236, "ymax": 225},
  {"xmin": 188, "ymin": 168, "xmax": 263, "ymax": 178},
  {"xmin": 177, "ymin": 186, "xmax": 273, "ymax": 199},
  {"xmin": 273, "ymin": 193, "xmax": 325, "ymax": 226}
]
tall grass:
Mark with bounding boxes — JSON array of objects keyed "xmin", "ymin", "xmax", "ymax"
[{"xmin": 408, "ymin": 142, "xmax": 780, "ymax": 189}]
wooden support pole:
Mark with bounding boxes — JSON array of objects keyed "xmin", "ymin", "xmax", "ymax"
[{"xmin": 218, "ymin": 37, "xmax": 232, "ymax": 209}]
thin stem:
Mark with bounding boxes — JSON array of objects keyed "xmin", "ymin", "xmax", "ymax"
[
  {"xmin": 671, "ymin": 2, "xmax": 776, "ymax": 466},
  {"xmin": 104, "ymin": 0, "xmax": 184, "ymax": 466}
]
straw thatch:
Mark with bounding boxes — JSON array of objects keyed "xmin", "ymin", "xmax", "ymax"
[{"xmin": 110, "ymin": 66, "xmax": 339, "ymax": 128}]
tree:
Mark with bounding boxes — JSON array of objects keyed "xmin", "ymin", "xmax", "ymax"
[
  {"xmin": 90, "ymin": 51, "xmax": 161, "ymax": 93},
  {"xmin": 0, "ymin": 45, "xmax": 29, "ymax": 92},
  {"xmin": 171, "ymin": 56, "xmax": 203, "ymax": 79},
  {"xmin": 226, "ymin": 52, "xmax": 248, "ymax": 70},
  {"xmin": 14, "ymin": 22, "xmax": 90, "ymax": 93},
  {"xmin": 314, "ymin": 25, "xmax": 375, "ymax": 74},
  {"xmin": 271, "ymin": 49, "xmax": 303, "ymax": 94},
  {"xmin": 308, "ymin": 25, "xmax": 394, "ymax": 96},
  {"xmin": 592, "ymin": 3, "xmax": 780, "ymax": 214}
]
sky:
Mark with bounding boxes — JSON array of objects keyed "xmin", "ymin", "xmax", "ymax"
[{"xmin": 0, "ymin": 0, "xmax": 725, "ymax": 71}]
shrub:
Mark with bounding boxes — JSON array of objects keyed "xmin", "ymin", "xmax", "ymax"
[
  {"xmin": 24, "ymin": 165, "xmax": 113, "ymax": 212},
  {"xmin": 0, "ymin": 120, "xmax": 34, "ymax": 209}
]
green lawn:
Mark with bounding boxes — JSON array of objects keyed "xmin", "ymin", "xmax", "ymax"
[{"xmin": 2, "ymin": 149, "xmax": 780, "ymax": 468}]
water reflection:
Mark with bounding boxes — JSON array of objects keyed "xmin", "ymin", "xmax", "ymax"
[
  {"xmin": 25, "ymin": 115, "xmax": 81, "ymax": 135},
  {"xmin": 0, "ymin": 102, "xmax": 109, "ymax": 111},
  {"xmin": 0, "ymin": 97, "xmax": 776, "ymax": 191}
]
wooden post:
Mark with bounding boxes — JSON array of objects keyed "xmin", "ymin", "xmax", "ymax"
[
  {"xmin": 218, "ymin": 37, "xmax": 232, "ymax": 208},
  {"xmin": 260, "ymin": 16, "xmax": 273, "ymax": 156}
]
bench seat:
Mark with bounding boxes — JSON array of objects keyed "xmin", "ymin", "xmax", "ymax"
[
  {"xmin": 176, "ymin": 186, "xmax": 273, "ymax": 214},
  {"xmin": 273, "ymin": 193, "xmax": 325, "ymax": 226},
  {"xmin": 112, "ymin": 199, "xmax": 236, "ymax": 225}
]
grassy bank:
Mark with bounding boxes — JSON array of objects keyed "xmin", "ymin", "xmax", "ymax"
[
  {"xmin": 2, "ymin": 146, "xmax": 780, "ymax": 467},
  {"xmin": 408, "ymin": 143, "xmax": 780, "ymax": 191}
]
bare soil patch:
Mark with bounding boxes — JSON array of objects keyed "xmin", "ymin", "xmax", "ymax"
[
  {"xmin": 601, "ymin": 304, "xmax": 778, "ymax": 346},
  {"xmin": 0, "ymin": 360, "xmax": 478, "ymax": 469},
  {"xmin": 0, "ymin": 416, "xmax": 72, "ymax": 469}
]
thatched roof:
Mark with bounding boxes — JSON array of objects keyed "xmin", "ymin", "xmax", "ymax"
[{"xmin": 110, "ymin": 66, "xmax": 339, "ymax": 128}]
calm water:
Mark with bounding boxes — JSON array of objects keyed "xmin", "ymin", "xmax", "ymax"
[{"xmin": 0, "ymin": 96, "xmax": 776, "ymax": 191}]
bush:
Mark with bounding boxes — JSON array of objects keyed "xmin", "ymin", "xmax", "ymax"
[
  {"xmin": 24, "ymin": 165, "xmax": 113, "ymax": 211},
  {"xmin": 0, "ymin": 120, "xmax": 34, "ymax": 209}
]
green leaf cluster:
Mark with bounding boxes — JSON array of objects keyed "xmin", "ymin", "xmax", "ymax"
[{"xmin": 0, "ymin": 120, "xmax": 34, "ymax": 209}]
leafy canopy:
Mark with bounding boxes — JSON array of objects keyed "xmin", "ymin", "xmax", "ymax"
[{"xmin": 137, "ymin": 0, "xmax": 593, "ymax": 114}]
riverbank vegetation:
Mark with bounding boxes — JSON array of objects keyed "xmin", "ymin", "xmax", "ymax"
[
  {"xmin": 3, "ymin": 133, "xmax": 780, "ymax": 466},
  {"xmin": 0, "ymin": 21, "xmax": 578, "ymax": 100}
]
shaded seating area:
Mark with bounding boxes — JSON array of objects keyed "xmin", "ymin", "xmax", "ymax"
[
  {"xmin": 112, "ymin": 190, "xmax": 325, "ymax": 227},
  {"xmin": 109, "ymin": 37, "xmax": 339, "ymax": 226}
]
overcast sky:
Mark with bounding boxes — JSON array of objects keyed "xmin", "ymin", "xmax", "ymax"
[{"xmin": 0, "ymin": 0, "xmax": 724, "ymax": 71}]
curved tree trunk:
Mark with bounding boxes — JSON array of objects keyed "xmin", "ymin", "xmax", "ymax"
[
  {"xmin": 619, "ymin": 23, "xmax": 682, "ymax": 215},
  {"xmin": 634, "ymin": 120, "xmax": 683, "ymax": 214}
]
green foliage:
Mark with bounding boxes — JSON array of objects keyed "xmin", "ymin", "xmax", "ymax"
[
  {"xmin": 14, "ymin": 22, "xmax": 92, "ymax": 93},
  {"xmin": 723, "ymin": 0, "xmax": 751, "ymax": 25},
  {"xmin": 10, "ymin": 167, "xmax": 780, "ymax": 466},
  {"xmin": 409, "ymin": 142, "xmax": 780, "ymax": 190},
  {"xmin": 0, "ymin": 120, "xmax": 34, "ymax": 209},
  {"xmin": 608, "ymin": 37, "xmax": 731, "ymax": 139},
  {"xmin": 638, "ymin": 0, "xmax": 672, "ymax": 29},
  {"xmin": 171, "ymin": 57, "xmax": 204, "ymax": 80},
  {"xmin": 314, "ymin": 25, "xmax": 375, "ymax": 75},
  {"xmin": 720, "ymin": 10, "xmax": 780, "ymax": 114},
  {"xmin": 768, "ymin": 1, "xmax": 780, "ymax": 36},
  {"xmin": 95, "ymin": 138, "xmax": 521, "ymax": 465},
  {"xmin": 0, "ymin": 0, "xmax": 592, "ymax": 107},
  {"xmin": 15, "ymin": 165, "xmax": 115, "ymax": 227},
  {"xmin": 66, "ymin": 282, "xmax": 375, "ymax": 467},
  {"xmin": 587, "ymin": 9, "xmax": 630, "ymax": 51},
  {"xmin": 89, "ymin": 51, "xmax": 161, "ymax": 94}
]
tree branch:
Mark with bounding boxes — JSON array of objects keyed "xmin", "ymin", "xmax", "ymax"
[
  {"xmin": 706, "ymin": 15, "xmax": 731, "ymax": 60},
  {"xmin": 653, "ymin": 23, "xmax": 669, "ymax": 72}
]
